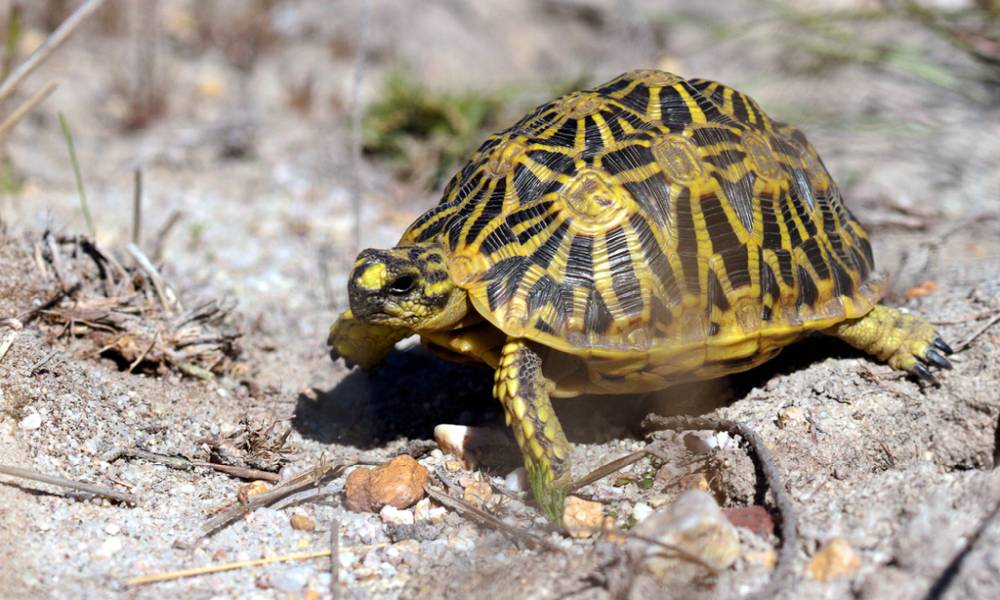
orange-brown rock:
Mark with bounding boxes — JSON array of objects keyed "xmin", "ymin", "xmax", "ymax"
[
  {"xmin": 344, "ymin": 467, "xmax": 374, "ymax": 512},
  {"xmin": 345, "ymin": 456, "xmax": 429, "ymax": 512},
  {"xmin": 370, "ymin": 455, "xmax": 428, "ymax": 509}
]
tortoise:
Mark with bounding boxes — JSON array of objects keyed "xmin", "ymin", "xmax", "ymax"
[{"xmin": 328, "ymin": 70, "xmax": 952, "ymax": 522}]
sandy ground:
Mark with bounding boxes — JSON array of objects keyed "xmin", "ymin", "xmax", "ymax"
[{"xmin": 1, "ymin": 1, "xmax": 999, "ymax": 598}]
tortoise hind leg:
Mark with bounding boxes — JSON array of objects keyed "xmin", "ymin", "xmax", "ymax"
[
  {"xmin": 827, "ymin": 304, "xmax": 953, "ymax": 382},
  {"xmin": 495, "ymin": 339, "xmax": 572, "ymax": 523}
]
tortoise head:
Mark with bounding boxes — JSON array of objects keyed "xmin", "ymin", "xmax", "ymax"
[{"xmin": 347, "ymin": 243, "xmax": 469, "ymax": 332}]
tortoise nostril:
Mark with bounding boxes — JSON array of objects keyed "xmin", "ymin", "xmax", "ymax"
[{"xmin": 388, "ymin": 275, "xmax": 416, "ymax": 295}]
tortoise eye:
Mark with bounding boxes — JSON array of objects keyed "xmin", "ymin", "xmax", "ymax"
[{"xmin": 387, "ymin": 275, "xmax": 416, "ymax": 295}]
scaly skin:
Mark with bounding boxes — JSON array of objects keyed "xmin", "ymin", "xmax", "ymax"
[
  {"xmin": 494, "ymin": 339, "xmax": 572, "ymax": 523},
  {"xmin": 328, "ymin": 309, "xmax": 407, "ymax": 370},
  {"xmin": 827, "ymin": 304, "xmax": 953, "ymax": 382}
]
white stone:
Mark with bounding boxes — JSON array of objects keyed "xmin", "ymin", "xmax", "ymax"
[
  {"xmin": 19, "ymin": 412, "xmax": 42, "ymax": 430},
  {"xmin": 94, "ymin": 537, "xmax": 123, "ymax": 560},
  {"xmin": 104, "ymin": 523, "xmax": 121, "ymax": 536},
  {"xmin": 628, "ymin": 490, "xmax": 741, "ymax": 580},
  {"xmin": 379, "ymin": 505, "xmax": 414, "ymax": 526},
  {"xmin": 505, "ymin": 467, "xmax": 528, "ymax": 492},
  {"xmin": 632, "ymin": 502, "xmax": 654, "ymax": 524},
  {"xmin": 271, "ymin": 565, "xmax": 312, "ymax": 593}
]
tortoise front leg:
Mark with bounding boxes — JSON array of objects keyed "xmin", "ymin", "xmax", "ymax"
[
  {"xmin": 328, "ymin": 309, "xmax": 407, "ymax": 370},
  {"xmin": 827, "ymin": 304, "xmax": 953, "ymax": 382},
  {"xmin": 495, "ymin": 339, "xmax": 572, "ymax": 523}
]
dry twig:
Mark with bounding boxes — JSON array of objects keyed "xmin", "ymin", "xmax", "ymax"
[
  {"xmin": 195, "ymin": 460, "xmax": 348, "ymax": 545},
  {"xmin": 0, "ymin": 464, "xmax": 137, "ymax": 505},
  {"xmin": 570, "ymin": 449, "xmax": 650, "ymax": 492},
  {"xmin": 0, "ymin": 81, "xmax": 57, "ymax": 141},
  {"xmin": 127, "ymin": 544, "xmax": 388, "ymax": 587},
  {"xmin": 101, "ymin": 447, "xmax": 280, "ymax": 483},
  {"xmin": 0, "ymin": 0, "xmax": 107, "ymax": 105},
  {"xmin": 952, "ymin": 313, "xmax": 1000, "ymax": 354},
  {"xmin": 932, "ymin": 307, "xmax": 1000, "ymax": 326},
  {"xmin": 424, "ymin": 483, "xmax": 562, "ymax": 552}
]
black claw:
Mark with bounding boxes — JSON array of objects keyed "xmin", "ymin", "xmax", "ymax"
[
  {"xmin": 925, "ymin": 348, "xmax": 953, "ymax": 370},
  {"xmin": 933, "ymin": 338, "xmax": 954, "ymax": 355},
  {"xmin": 912, "ymin": 363, "xmax": 937, "ymax": 384}
]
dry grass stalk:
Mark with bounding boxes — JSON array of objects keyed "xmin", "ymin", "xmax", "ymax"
[
  {"xmin": 423, "ymin": 483, "xmax": 563, "ymax": 552},
  {"xmin": 0, "ymin": 0, "xmax": 108, "ymax": 106},
  {"xmin": 0, "ymin": 81, "xmax": 57, "ymax": 142},
  {"xmin": 0, "ymin": 463, "xmax": 137, "ymax": 504}
]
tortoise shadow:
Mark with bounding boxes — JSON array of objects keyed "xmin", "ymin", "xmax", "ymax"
[{"xmin": 293, "ymin": 334, "xmax": 863, "ymax": 450}]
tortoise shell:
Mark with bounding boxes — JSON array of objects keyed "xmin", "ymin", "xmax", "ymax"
[{"xmin": 399, "ymin": 70, "xmax": 885, "ymax": 363}]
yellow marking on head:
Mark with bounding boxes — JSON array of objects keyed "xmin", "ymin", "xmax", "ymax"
[{"xmin": 357, "ymin": 262, "xmax": 387, "ymax": 290}]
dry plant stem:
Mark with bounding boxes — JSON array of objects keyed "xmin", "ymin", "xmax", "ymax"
[
  {"xmin": 101, "ymin": 447, "xmax": 280, "ymax": 482},
  {"xmin": 0, "ymin": 464, "xmax": 137, "ymax": 505},
  {"xmin": 13, "ymin": 283, "xmax": 80, "ymax": 325},
  {"xmin": 642, "ymin": 414, "xmax": 798, "ymax": 600},
  {"xmin": 932, "ymin": 307, "xmax": 1000, "ymax": 326},
  {"xmin": 953, "ymin": 313, "xmax": 1000, "ymax": 354},
  {"xmin": 127, "ymin": 549, "xmax": 332, "ymax": 586},
  {"xmin": 127, "ymin": 328, "xmax": 159, "ymax": 372},
  {"xmin": 0, "ymin": 0, "xmax": 107, "ymax": 105},
  {"xmin": 126, "ymin": 242, "xmax": 171, "ymax": 312},
  {"xmin": 189, "ymin": 461, "xmax": 280, "ymax": 483},
  {"xmin": 423, "ymin": 484, "xmax": 563, "ymax": 552},
  {"xmin": 151, "ymin": 210, "xmax": 182, "ymax": 263},
  {"xmin": 570, "ymin": 449, "xmax": 649, "ymax": 492},
  {"xmin": 0, "ymin": 81, "xmax": 57, "ymax": 141},
  {"xmin": 196, "ymin": 461, "xmax": 348, "ymax": 544},
  {"xmin": 132, "ymin": 167, "xmax": 142, "ymax": 245},
  {"xmin": 26, "ymin": 349, "xmax": 58, "ymax": 375}
]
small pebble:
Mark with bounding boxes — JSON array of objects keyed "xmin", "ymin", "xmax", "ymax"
[
  {"xmin": 104, "ymin": 523, "xmax": 121, "ymax": 536},
  {"xmin": 290, "ymin": 513, "xmax": 316, "ymax": 531},
  {"xmin": 631, "ymin": 502, "xmax": 654, "ymax": 524},
  {"xmin": 462, "ymin": 481, "xmax": 492, "ymax": 508},
  {"xmin": 723, "ymin": 506, "xmax": 775, "ymax": 537},
  {"xmin": 777, "ymin": 406, "xmax": 807, "ymax": 428},
  {"xmin": 19, "ymin": 412, "xmax": 42, "ymax": 431},
  {"xmin": 746, "ymin": 549, "xmax": 778, "ymax": 568},
  {"xmin": 505, "ymin": 467, "xmax": 528, "ymax": 492},
  {"xmin": 563, "ymin": 496, "xmax": 604, "ymax": 539},
  {"xmin": 94, "ymin": 537, "xmax": 123, "ymax": 560},
  {"xmin": 808, "ymin": 537, "xmax": 861, "ymax": 581},
  {"xmin": 413, "ymin": 498, "xmax": 431, "ymax": 522},
  {"xmin": 380, "ymin": 505, "xmax": 415, "ymax": 526},
  {"xmin": 271, "ymin": 565, "xmax": 313, "ymax": 593}
]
